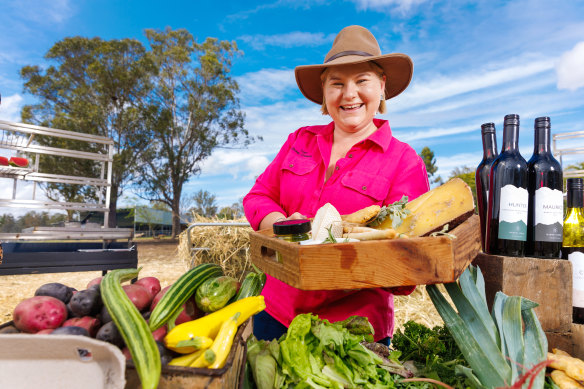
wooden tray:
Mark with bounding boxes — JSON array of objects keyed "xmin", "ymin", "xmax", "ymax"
[{"xmin": 250, "ymin": 214, "xmax": 481, "ymax": 290}]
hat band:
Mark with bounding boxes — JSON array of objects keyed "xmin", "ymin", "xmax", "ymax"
[{"xmin": 324, "ymin": 50, "xmax": 374, "ymax": 63}]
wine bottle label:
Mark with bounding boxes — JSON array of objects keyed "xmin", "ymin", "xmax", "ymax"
[
  {"xmin": 534, "ymin": 187, "xmax": 564, "ymax": 242},
  {"xmin": 498, "ymin": 184, "xmax": 528, "ymax": 241},
  {"xmin": 568, "ymin": 251, "xmax": 584, "ymax": 308}
]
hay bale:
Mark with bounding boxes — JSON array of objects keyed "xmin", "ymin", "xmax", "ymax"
[{"xmin": 178, "ymin": 215, "xmax": 254, "ymax": 281}]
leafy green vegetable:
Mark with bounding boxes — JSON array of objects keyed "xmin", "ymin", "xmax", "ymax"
[
  {"xmin": 392, "ymin": 320, "xmax": 468, "ymax": 388},
  {"xmin": 367, "ymin": 196, "xmax": 410, "ymax": 228},
  {"xmin": 247, "ymin": 314, "xmax": 412, "ymax": 388}
]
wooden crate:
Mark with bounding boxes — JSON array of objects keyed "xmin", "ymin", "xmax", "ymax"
[
  {"xmin": 125, "ymin": 319, "xmax": 252, "ymax": 389},
  {"xmin": 250, "ymin": 214, "xmax": 481, "ymax": 290},
  {"xmin": 473, "ymin": 253, "xmax": 572, "ymax": 333}
]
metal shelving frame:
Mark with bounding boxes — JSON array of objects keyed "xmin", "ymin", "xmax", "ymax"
[
  {"xmin": 0, "ymin": 119, "xmax": 114, "ymax": 219},
  {"xmin": 553, "ymin": 130, "xmax": 584, "ymax": 179}
]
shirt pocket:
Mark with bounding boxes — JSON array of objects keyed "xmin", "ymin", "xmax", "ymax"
[
  {"xmin": 281, "ymin": 155, "xmax": 318, "ymax": 176},
  {"xmin": 341, "ymin": 170, "xmax": 390, "ymax": 201}
]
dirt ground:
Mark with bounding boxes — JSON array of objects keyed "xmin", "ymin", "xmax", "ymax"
[
  {"xmin": 0, "ymin": 240, "xmax": 444, "ymax": 331},
  {"xmin": 0, "ymin": 241, "xmax": 188, "ymax": 323}
]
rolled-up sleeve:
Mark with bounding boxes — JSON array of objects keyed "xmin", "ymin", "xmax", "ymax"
[{"xmin": 243, "ymin": 132, "xmax": 297, "ymax": 230}]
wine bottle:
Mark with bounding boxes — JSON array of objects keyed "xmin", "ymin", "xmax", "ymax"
[
  {"xmin": 561, "ymin": 178, "xmax": 584, "ymax": 324},
  {"xmin": 476, "ymin": 123, "xmax": 498, "ymax": 251},
  {"xmin": 526, "ymin": 117, "xmax": 563, "ymax": 258},
  {"xmin": 486, "ymin": 114, "xmax": 528, "ymax": 256}
]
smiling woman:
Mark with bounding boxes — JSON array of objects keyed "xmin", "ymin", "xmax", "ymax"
[{"xmin": 242, "ymin": 25, "xmax": 430, "ymax": 346}]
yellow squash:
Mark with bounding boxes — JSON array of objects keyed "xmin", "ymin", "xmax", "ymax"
[
  {"xmin": 207, "ymin": 312, "xmax": 240, "ymax": 369},
  {"xmin": 164, "ymin": 296, "xmax": 265, "ymax": 354}
]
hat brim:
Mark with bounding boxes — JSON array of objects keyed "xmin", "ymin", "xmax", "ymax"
[{"xmin": 294, "ymin": 53, "xmax": 413, "ymax": 104}]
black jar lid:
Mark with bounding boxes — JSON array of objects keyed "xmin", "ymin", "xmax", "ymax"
[{"xmin": 273, "ymin": 219, "xmax": 311, "ymax": 235}]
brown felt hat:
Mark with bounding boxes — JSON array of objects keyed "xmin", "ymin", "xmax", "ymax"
[{"xmin": 295, "ymin": 25, "xmax": 413, "ymax": 104}]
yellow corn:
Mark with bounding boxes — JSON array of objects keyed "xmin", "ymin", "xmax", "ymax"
[
  {"xmin": 165, "ymin": 296, "xmax": 264, "ymax": 353},
  {"xmin": 208, "ymin": 313, "xmax": 240, "ymax": 369},
  {"xmin": 168, "ymin": 349, "xmax": 205, "ymax": 367}
]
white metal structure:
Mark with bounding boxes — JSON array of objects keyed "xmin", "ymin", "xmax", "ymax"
[
  {"xmin": 553, "ymin": 130, "xmax": 584, "ymax": 179},
  {"xmin": 0, "ymin": 120, "xmax": 132, "ymax": 241}
]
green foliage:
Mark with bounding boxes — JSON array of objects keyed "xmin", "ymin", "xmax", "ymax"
[
  {"xmin": 137, "ymin": 28, "xmax": 260, "ymax": 237},
  {"xmin": 419, "ymin": 147, "xmax": 442, "ymax": 184},
  {"xmin": 189, "ymin": 189, "xmax": 218, "ymax": 218},
  {"xmin": 0, "ymin": 212, "xmax": 67, "ymax": 233},
  {"xmin": 20, "ymin": 36, "xmax": 155, "ymax": 225},
  {"xmin": 392, "ymin": 321, "xmax": 468, "ymax": 388}
]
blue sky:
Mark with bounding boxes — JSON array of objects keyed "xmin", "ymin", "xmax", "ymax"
[{"xmin": 1, "ymin": 0, "xmax": 584, "ymax": 213}]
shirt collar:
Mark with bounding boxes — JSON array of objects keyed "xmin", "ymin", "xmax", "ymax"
[{"xmin": 308, "ymin": 119, "xmax": 393, "ymax": 152}]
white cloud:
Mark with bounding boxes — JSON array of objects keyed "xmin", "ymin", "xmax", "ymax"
[
  {"xmin": 349, "ymin": 0, "xmax": 429, "ymax": 13},
  {"xmin": 557, "ymin": 41, "xmax": 584, "ymax": 91},
  {"xmin": 394, "ymin": 58, "xmax": 555, "ymax": 112},
  {"xmin": 8, "ymin": 0, "xmax": 74, "ymax": 24},
  {"xmin": 0, "ymin": 94, "xmax": 24, "ymax": 122},
  {"xmin": 236, "ymin": 69, "xmax": 297, "ymax": 101},
  {"xmin": 238, "ymin": 31, "xmax": 335, "ymax": 51}
]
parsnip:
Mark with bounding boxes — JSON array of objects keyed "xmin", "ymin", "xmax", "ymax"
[
  {"xmin": 554, "ymin": 348, "xmax": 573, "ymax": 357},
  {"xmin": 341, "ymin": 205, "xmax": 381, "ymax": 224},
  {"xmin": 548, "ymin": 352, "xmax": 584, "ymax": 381},
  {"xmin": 551, "ymin": 369, "xmax": 584, "ymax": 389},
  {"xmin": 343, "ymin": 228, "xmax": 398, "ymax": 241}
]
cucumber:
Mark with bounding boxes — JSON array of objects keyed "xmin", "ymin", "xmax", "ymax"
[
  {"xmin": 195, "ymin": 275, "xmax": 240, "ymax": 313},
  {"xmin": 101, "ymin": 268, "xmax": 160, "ymax": 389},
  {"xmin": 149, "ymin": 263, "xmax": 223, "ymax": 330},
  {"xmin": 235, "ymin": 269, "xmax": 266, "ymax": 300}
]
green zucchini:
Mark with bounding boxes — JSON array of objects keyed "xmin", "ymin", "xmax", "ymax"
[
  {"xmin": 235, "ymin": 268, "xmax": 266, "ymax": 300},
  {"xmin": 149, "ymin": 263, "xmax": 223, "ymax": 330},
  {"xmin": 195, "ymin": 275, "xmax": 239, "ymax": 312},
  {"xmin": 101, "ymin": 268, "xmax": 160, "ymax": 389}
]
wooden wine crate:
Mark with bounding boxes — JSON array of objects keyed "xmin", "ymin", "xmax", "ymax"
[
  {"xmin": 125, "ymin": 319, "xmax": 252, "ymax": 389},
  {"xmin": 472, "ymin": 253, "xmax": 572, "ymax": 333},
  {"xmin": 249, "ymin": 214, "xmax": 481, "ymax": 290}
]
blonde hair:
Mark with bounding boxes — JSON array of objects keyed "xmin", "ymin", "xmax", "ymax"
[{"xmin": 320, "ymin": 61, "xmax": 387, "ymax": 115}]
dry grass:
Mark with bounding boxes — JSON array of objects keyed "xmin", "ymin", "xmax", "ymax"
[{"xmin": 1, "ymin": 224, "xmax": 446, "ymax": 333}]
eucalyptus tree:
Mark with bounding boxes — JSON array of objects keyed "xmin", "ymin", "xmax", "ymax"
[
  {"xmin": 139, "ymin": 28, "xmax": 257, "ymax": 237},
  {"xmin": 20, "ymin": 37, "xmax": 155, "ymax": 225}
]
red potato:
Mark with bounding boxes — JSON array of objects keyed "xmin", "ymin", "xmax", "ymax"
[
  {"xmin": 135, "ymin": 277, "xmax": 161, "ymax": 299},
  {"xmin": 121, "ymin": 347, "xmax": 132, "ymax": 361},
  {"xmin": 86, "ymin": 277, "xmax": 102, "ymax": 289},
  {"xmin": 151, "ymin": 286, "xmax": 202, "ymax": 324},
  {"xmin": 122, "ymin": 284, "xmax": 152, "ymax": 311},
  {"xmin": 62, "ymin": 316, "xmax": 101, "ymax": 337},
  {"xmin": 36, "ymin": 328, "xmax": 54, "ymax": 335},
  {"xmin": 151, "ymin": 325, "xmax": 167, "ymax": 342},
  {"xmin": 13, "ymin": 296, "xmax": 67, "ymax": 333}
]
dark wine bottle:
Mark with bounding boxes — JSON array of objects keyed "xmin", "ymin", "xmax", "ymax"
[
  {"xmin": 526, "ymin": 117, "xmax": 563, "ymax": 258},
  {"xmin": 561, "ymin": 178, "xmax": 584, "ymax": 324},
  {"xmin": 476, "ymin": 123, "xmax": 498, "ymax": 251},
  {"xmin": 486, "ymin": 114, "xmax": 528, "ymax": 256}
]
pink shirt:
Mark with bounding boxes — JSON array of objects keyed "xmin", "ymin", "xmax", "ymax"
[{"xmin": 243, "ymin": 119, "xmax": 429, "ymax": 340}]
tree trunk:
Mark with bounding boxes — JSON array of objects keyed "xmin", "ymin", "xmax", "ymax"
[{"xmin": 171, "ymin": 210, "xmax": 181, "ymax": 238}]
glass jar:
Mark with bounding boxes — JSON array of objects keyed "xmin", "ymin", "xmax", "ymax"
[{"xmin": 273, "ymin": 219, "xmax": 311, "ymax": 262}]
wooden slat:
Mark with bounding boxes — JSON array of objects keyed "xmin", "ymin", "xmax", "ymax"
[{"xmin": 250, "ymin": 214, "xmax": 481, "ymax": 290}]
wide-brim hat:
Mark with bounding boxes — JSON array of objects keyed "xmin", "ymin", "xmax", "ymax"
[{"xmin": 295, "ymin": 25, "xmax": 413, "ymax": 104}]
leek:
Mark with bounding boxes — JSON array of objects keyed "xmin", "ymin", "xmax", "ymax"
[{"xmin": 428, "ymin": 265, "xmax": 548, "ymax": 389}]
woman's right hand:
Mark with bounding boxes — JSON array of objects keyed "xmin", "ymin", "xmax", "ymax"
[{"xmin": 258, "ymin": 211, "xmax": 308, "ymax": 230}]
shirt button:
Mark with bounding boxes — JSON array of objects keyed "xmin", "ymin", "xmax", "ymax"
[
  {"xmin": 348, "ymin": 154, "xmax": 353, "ymax": 158},
  {"xmin": 335, "ymin": 166, "xmax": 339, "ymax": 170},
  {"xmin": 362, "ymin": 185, "xmax": 367, "ymax": 190},
  {"xmin": 289, "ymin": 163, "xmax": 294, "ymax": 168}
]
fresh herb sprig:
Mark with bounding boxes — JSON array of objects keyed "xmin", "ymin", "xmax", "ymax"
[{"xmin": 367, "ymin": 195, "xmax": 410, "ymax": 228}]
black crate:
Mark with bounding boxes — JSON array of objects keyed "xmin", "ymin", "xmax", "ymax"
[{"xmin": 0, "ymin": 242, "xmax": 137, "ymax": 275}]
